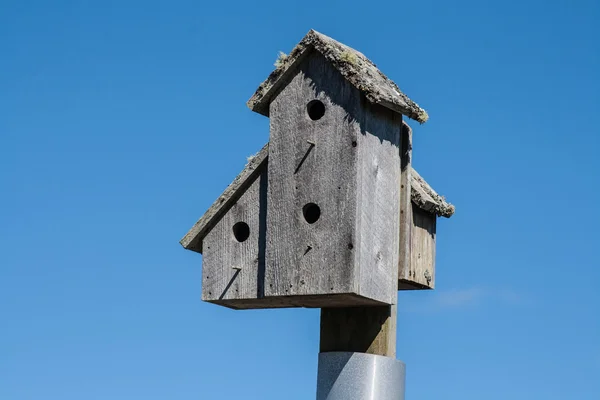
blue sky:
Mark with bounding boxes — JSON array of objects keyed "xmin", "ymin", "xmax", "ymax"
[{"xmin": 1, "ymin": 0, "xmax": 599, "ymax": 399}]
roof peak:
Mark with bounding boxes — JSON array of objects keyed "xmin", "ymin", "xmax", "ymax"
[{"xmin": 247, "ymin": 29, "xmax": 428, "ymax": 124}]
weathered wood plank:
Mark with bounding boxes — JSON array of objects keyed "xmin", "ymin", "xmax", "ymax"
[
  {"xmin": 320, "ymin": 304, "xmax": 397, "ymax": 357},
  {"xmin": 265, "ymin": 52, "xmax": 400, "ymax": 307},
  {"xmin": 355, "ymin": 101, "xmax": 401, "ymax": 304},
  {"xmin": 409, "ymin": 205, "xmax": 437, "ymax": 288},
  {"xmin": 265, "ymin": 53, "xmax": 361, "ymax": 304},
  {"xmin": 398, "ymin": 122, "xmax": 413, "ymax": 289},
  {"xmin": 202, "ymin": 164, "xmax": 268, "ymax": 303},
  {"xmin": 180, "ymin": 143, "xmax": 269, "ymax": 254},
  {"xmin": 180, "ymin": 136, "xmax": 452, "ymax": 259}
]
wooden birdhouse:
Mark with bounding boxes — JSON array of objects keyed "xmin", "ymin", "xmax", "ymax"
[{"xmin": 180, "ymin": 30, "xmax": 454, "ymax": 310}]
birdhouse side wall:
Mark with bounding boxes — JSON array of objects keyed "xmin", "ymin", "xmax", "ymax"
[
  {"xmin": 201, "ymin": 166, "xmax": 268, "ymax": 306},
  {"xmin": 354, "ymin": 101, "xmax": 402, "ymax": 304},
  {"xmin": 398, "ymin": 204, "xmax": 436, "ymax": 289},
  {"xmin": 398, "ymin": 123, "xmax": 412, "ymax": 290}
]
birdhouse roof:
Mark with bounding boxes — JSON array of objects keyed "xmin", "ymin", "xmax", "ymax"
[
  {"xmin": 180, "ymin": 143, "xmax": 269, "ymax": 254},
  {"xmin": 410, "ymin": 168, "xmax": 455, "ymax": 218},
  {"xmin": 180, "ymin": 142, "xmax": 453, "ymax": 254},
  {"xmin": 247, "ymin": 30, "xmax": 429, "ymax": 124}
]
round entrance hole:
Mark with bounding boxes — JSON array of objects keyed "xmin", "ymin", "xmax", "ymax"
[
  {"xmin": 232, "ymin": 222, "xmax": 250, "ymax": 242},
  {"xmin": 307, "ymin": 100, "xmax": 325, "ymax": 121},
  {"xmin": 302, "ymin": 203, "xmax": 321, "ymax": 224}
]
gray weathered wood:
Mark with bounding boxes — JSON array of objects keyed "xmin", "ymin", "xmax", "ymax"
[
  {"xmin": 355, "ymin": 102, "xmax": 401, "ymax": 303},
  {"xmin": 180, "ymin": 143, "xmax": 269, "ymax": 253},
  {"xmin": 320, "ymin": 303, "xmax": 397, "ymax": 357},
  {"xmin": 180, "ymin": 136, "xmax": 453, "ymax": 260},
  {"xmin": 409, "ymin": 205, "xmax": 437, "ymax": 288},
  {"xmin": 202, "ymin": 164, "xmax": 268, "ymax": 304},
  {"xmin": 265, "ymin": 52, "xmax": 401, "ymax": 307},
  {"xmin": 181, "ymin": 38, "xmax": 454, "ymax": 308},
  {"xmin": 397, "ymin": 122, "xmax": 453, "ymax": 290},
  {"xmin": 398, "ymin": 122, "xmax": 413, "ymax": 289},
  {"xmin": 184, "ymin": 148, "xmax": 451, "ymax": 306},
  {"xmin": 266, "ymin": 52, "xmax": 361, "ymax": 304},
  {"xmin": 248, "ymin": 29, "xmax": 428, "ymax": 124}
]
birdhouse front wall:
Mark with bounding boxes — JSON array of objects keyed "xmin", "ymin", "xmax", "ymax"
[
  {"xmin": 265, "ymin": 52, "xmax": 401, "ymax": 307},
  {"xmin": 201, "ymin": 166, "xmax": 268, "ymax": 308}
]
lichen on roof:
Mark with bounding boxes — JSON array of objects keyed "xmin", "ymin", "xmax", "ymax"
[
  {"xmin": 274, "ymin": 51, "xmax": 287, "ymax": 68},
  {"xmin": 248, "ymin": 29, "xmax": 429, "ymax": 124},
  {"xmin": 410, "ymin": 169, "xmax": 455, "ymax": 218}
]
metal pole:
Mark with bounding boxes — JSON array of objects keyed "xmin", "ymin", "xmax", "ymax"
[{"xmin": 316, "ymin": 352, "xmax": 406, "ymax": 400}]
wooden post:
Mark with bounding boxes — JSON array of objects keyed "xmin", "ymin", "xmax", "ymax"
[
  {"xmin": 317, "ymin": 123, "xmax": 412, "ymax": 359},
  {"xmin": 320, "ymin": 303, "xmax": 397, "ymax": 357}
]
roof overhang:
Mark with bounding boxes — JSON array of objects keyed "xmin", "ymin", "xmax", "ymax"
[{"xmin": 247, "ymin": 29, "xmax": 429, "ymax": 124}]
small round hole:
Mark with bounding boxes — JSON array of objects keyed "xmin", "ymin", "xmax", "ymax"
[
  {"xmin": 307, "ymin": 100, "xmax": 325, "ymax": 121},
  {"xmin": 351, "ymin": 141, "xmax": 357, "ymax": 147},
  {"xmin": 232, "ymin": 222, "xmax": 250, "ymax": 242},
  {"xmin": 303, "ymin": 203, "xmax": 321, "ymax": 224}
]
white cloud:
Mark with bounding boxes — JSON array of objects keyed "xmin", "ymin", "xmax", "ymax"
[
  {"xmin": 436, "ymin": 287, "xmax": 485, "ymax": 308},
  {"xmin": 399, "ymin": 286, "xmax": 529, "ymax": 313}
]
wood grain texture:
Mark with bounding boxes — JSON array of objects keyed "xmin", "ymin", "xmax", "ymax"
[
  {"xmin": 355, "ymin": 102, "xmax": 401, "ymax": 304},
  {"xmin": 409, "ymin": 205, "xmax": 437, "ymax": 288},
  {"xmin": 320, "ymin": 304, "xmax": 397, "ymax": 357},
  {"xmin": 180, "ymin": 136, "xmax": 452, "ymax": 258},
  {"xmin": 398, "ymin": 122, "xmax": 414, "ymax": 290},
  {"xmin": 265, "ymin": 52, "xmax": 400, "ymax": 307},
  {"xmin": 180, "ymin": 143, "xmax": 269, "ymax": 254},
  {"xmin": 202, "ymin": 164, "xmax": 268, "ymax": 303},
  {"xmin": 266, "ymin": 53, "xmax": 360, "ymax": 304}
]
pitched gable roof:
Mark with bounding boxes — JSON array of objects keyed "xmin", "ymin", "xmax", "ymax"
[
  {"xmin": 180, "ymin": 142, "xmax": 453, "ymax": 254},
  {"xmin": 247, "ymin": 29, "xmax": 429, "ymax": 124},
  {"xmin": 180, "ymin": 143, "xmax": 269, "ymax": 254},
  {"xmin": 411, "ymin": 168, "xmax": 455, "ymax": 217}
]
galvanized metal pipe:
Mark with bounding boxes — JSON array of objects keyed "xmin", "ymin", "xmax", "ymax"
[{"xmin": 316, "ymin": 352, "xmax": 406, "ymax": 400}]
